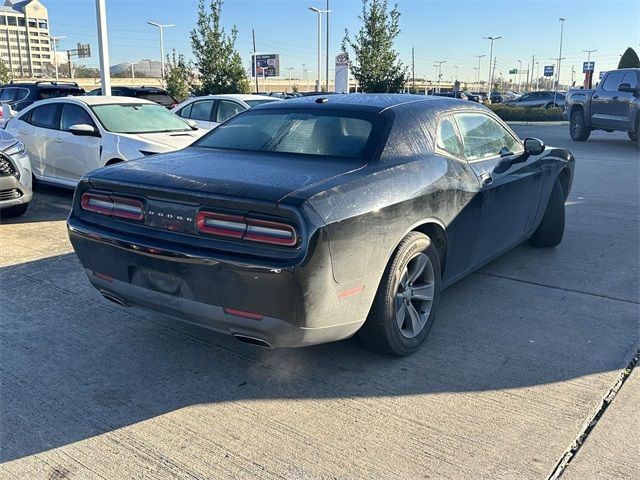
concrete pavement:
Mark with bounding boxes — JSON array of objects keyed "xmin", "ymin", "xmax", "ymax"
[{"xmin": 1, "ymin": 126, "xmax": 638, "ymax": 479}]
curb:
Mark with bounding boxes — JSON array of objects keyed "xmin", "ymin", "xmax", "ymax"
[{"xmin": 506, "ymin": 121, "xmax": 569, "ymax": 126}]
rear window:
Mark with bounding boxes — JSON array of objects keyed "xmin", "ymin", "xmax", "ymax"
[
  {"xmin": 245, "ymin": 99, "xmax": 279, "ymax": 107},
  {"xmin": 38, "ymin": 87, "xmax": 84, "ymax": 100},
  {"xmin": 136, "ymin": 92, "xmax": 176, "ymax": 106},
  {"xmin": 195, "ymin": 111, "xmax": 374, "ymax": 159}
]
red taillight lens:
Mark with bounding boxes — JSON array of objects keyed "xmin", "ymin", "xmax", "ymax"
[
  {"xmin": 81, "ymin": 192, "xmax": 144, "ymax": 221},
  {"xmin": 196, "ymin": 210, "xmax": 297, "ymax": 247}
]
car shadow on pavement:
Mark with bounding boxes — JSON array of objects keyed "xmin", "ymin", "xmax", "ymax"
[
  {"xmin": 0, "ymin": 183, "xmax": 73, "ymax": 225},
  {"xmin": 1, "ymin": 251, "xmax": 638, "ymax": 463}
]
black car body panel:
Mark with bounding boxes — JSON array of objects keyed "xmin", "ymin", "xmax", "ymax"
[
  {"xmin": 68, "ymin": 94, "xmax": 575, "ymax": 348},
  {"xmin": 0, "ymin": 81, "xmax": 85, "ymax": 111}
]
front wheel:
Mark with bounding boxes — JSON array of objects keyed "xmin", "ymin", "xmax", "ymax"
[
  {"xmin": 530, "ymin": 179, "xmax": 565, "ymax": 247},
  {"xmin": 570, "ymin": 111, "xmax": 591, "ymax": 141},
  {"xmin": 358, "ymin": 232, "xmax": 441, "ymax": 356}
]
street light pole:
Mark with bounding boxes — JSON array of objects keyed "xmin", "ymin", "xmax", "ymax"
[
  {"xmin": 434, "ymin": 60, "xmax": 446, "ymax": 93},
  {"xmin": 484, "ymin": 36, "xmax": 501, "ymax": 94},
  {"xmin": 554, "ymin": 17, "xmax": 566, "ymax": 105},
  {"xmin": 95, "ymin": 0, "xmax": 111, "ymax": 95},
  {"xmin": 474, "ymin": 54, "xmax": 486, "ymax": 92},
  {"xmin": 308, "ymin": 6, "xmax": 330, "ymax": 92},
  {"xmin": 147, "ymin": 21, "xmax": 174, "ymax": 79},
  {"xmin": 517, "ymin": 59, "xmax": 522, "ymax": 90},
  {"xmin": 287, "ymin": 67, "xmax": 294, "ymax": 92},
  {"xmin": 325, "ymin": 0, "xmax": 330, "ymax": 92},
  {"xmin": 583, "ymin": 49, "xmax": 596, "ymax": 89}
]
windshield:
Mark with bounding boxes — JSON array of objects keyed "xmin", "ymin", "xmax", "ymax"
[
  {"xmin": 91, "ymin": 103, "xmax": 191, "ymax": 134},
  {"xmin": 245, "ymin": 99, "xmax": 279, "ymax": 107},
  {"xmin": 195, "ymin": 111, "xmax": 373, "ymax": 159}
]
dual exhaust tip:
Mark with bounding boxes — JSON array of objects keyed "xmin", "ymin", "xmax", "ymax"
[{"xmin": 99, "ymin": 291, "xmax": 273, "ymax": 349}]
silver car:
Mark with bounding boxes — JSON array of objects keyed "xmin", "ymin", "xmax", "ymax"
[
  {"xmin": 503, "ymin": 91, "xmax": 565, "ymax": 109},
  {"xmin": 0, "ymin": 130, "xmax": 32, "ymax": 218}
]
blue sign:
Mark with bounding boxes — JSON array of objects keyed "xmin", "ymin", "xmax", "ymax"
[
  {"xmin": 599, "ymin": 71, "xmax": 607, "ymax": 79},
  {"xmin": 582, "ymin": 61, "xmax": 595, "ymax": 73},
  {"xmin": 544, "ymin": 65, "xmax": 554, "ymax": 77}
]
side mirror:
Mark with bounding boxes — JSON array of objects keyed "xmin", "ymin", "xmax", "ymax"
[
  {"xmin": 618, "ymin": 83, "xmax": 639, "ymax": 94},
  {"xmin": 524, "ymin": 137, "xmax": 545, "ymax": 156},
  {"xmin": 68, "ymin": 124, "xmax": 100, "ymax": 137},
  {"xmin": 186, "ymin": 119, "xmax": 198, "ymax": 130},
  {"xmin": 2, "ymin": 103, "xmax": 17, "ymax": 118}
]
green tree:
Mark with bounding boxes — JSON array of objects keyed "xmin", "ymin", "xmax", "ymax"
[
  {"xmin": 618, "ymin": 47, "xmax": 640, "ymax": 69},
  {"xmin": 190, "ymin": 0, "xmax": 250, "ymax": 94},
  {"xmin": 164, "ymin": 50, "xmax": 192, "ymax": 102},
  {"xmin": 342, "ymin": 0, "xmax": 407, "ymax": 93},
  {"xmin": 0, "ymin": 60, "xmax": 10, "ymax": 84}
]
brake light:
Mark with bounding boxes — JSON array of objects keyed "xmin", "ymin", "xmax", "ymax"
[
  {"xmin": 81, "ymin": 192, "xmax": 144, "ymax": 221},
  {"xmin": 196, "ymin": 210, "xmax": 297, "ymax": 247}
]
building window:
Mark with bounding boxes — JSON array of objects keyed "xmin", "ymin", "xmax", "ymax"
[
  {"xmin": 18, "ymin": 17, "xmax": 25, "ymax": 27},
  {"xmin": 7, "ymin": 17, "xmax": 17, "ymax": 26},
  {"xmin": 30, "ymin": 38, "xmax": 39, "ymax": 43},
  {"xmin": 0, "ymin": 16, "xmax": 6, "ymax": 26},
  {"xmin": 28, "ymin": 18, "xmax": 37, "ymax": 28},
  {"xmin": 42, "ymin": 54, "xmax": 50, "ymax": 59},
  {"xmin": 38, "ymin": 19, "xmax": 47, "ymax": 29}
]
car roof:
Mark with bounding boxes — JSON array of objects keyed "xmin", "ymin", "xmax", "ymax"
[
  {"xmin": 0, "ymin": 81, "xmax": 82, "ymax": 89},
  {"xmin": 31, "ymin": 96, "xmax": 156, "ymax": 106},
  {"xmin": 253, "ymin": 93, "xmax": 483, "ymax": 114},
  {"xmin": 186, "ymin": 94, "xmax": 277, "ymax": 102}
]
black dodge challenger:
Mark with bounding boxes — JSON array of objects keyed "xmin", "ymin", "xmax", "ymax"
[{"xmin": 67, "ymin": 94, "xmax": 575, "ymax": 355}]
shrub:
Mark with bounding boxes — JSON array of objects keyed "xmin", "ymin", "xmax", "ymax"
[{"xmin": 487, "ymin": 104, "xmax": 565, "ymax": 122}]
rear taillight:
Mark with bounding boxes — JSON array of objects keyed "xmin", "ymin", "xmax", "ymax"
[
  {"xmin": 81, "ymin": 192, "xmax": 144, "ymax": 221},
  {"xmin": 196, "ymin": 210, "xmax": 297, "ymax": 247}
]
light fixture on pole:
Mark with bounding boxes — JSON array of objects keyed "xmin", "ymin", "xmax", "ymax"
[
  {"xmin": 308, "ymin": 6, "xmax": 330, "ymax": 92},
  {"xmin": 483, "ymin": 36, "xmax": 502, "ymax": 93},
  {"xmin": 434, "ymin": 60, "xmax": 446, "ymax": 93},
  {"xmin": 147, "ymin": 21, "xmax": 174, "ymax": 79},
  {"xmin": 48, "ymin": 34, "xmax": 66, "ymax": 82},
  {"xmin": 554, "ymin": 17, "xmax": 566, "ymax": 105}
]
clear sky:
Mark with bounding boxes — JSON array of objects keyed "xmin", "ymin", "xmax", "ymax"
[{"xmin": 45, "ymin": 0, "xmax": 639, "ymax": 85}]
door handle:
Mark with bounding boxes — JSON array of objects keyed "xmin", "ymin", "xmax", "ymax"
[
  {"xmin": 480, "ymin": 173, "xmax": 493, "ymax": 186},
  {"xmin": 593, "ymin": 94, "xmax": 599, "ymax": 99},
  {"xmin": 612, "ymin": 95, "xmax": 619, "ymax": 100},
  {"xmin": 53, "ymin": 137, "xmax": 64, "ymax": 143}
]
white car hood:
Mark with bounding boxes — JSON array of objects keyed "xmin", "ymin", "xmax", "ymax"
[{"xmin": 119, "ymin": 130, "xmax": 206, "ymax": 152}]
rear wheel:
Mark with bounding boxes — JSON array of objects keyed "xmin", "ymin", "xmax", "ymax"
[
  {"xmin": 1, "ymin": 202, "xmax": 29, "ymax": 218},
  {"xmin": 628, "ymin": 131, "xmax": 637, "ymax": 142},
  {"xmin": 358, "ymin": 232, "xmax": 441, "ymax": 356},
  {"xmin": 570, "ymin": 110, "xmax": 591, "ymax": 141},
  {"xmin": 530, "ymin": 179, "xmax": 565, "ymax": 247}
]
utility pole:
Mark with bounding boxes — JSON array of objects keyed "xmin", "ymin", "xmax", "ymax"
[
  {"xmin": 287, "ymin": 67, "xmax": 294, "ymax": 92},
  {"xmin": 492, "ymin": 57, "xmax": 497, "ymax": 91},
  {"xmin": 517, "ymin": 59, "xmax": 522, "ymax": 91},
  {"xmin": 325, "ymin": 0, "xmax": 330, "ymax": 92},
  {"xmin": 412, "ymin": 47, "xmax": 415, "ymax": 91},
  {"xmin": 529, "ymin": 55, "xmax": 535, "ymax": 90},
  {"xmin": 131, "ymin": 63, "xmax": 135, "ymax": 86},
  {"xmin": 474, "ymin": 54, "xmax": 486, "ymax": 92},
  {"xmin": 535, "ymin": 61, "xmax": 540, "ymax": 90},
  {"xmin": 454, "ymin": 65, "xmax": 460, "ymax": 81},
  {"xmin": 49, "ymin": 35, "xmax": 65, "ymax": 81},
  {"xmin": 252, "ymin": 30, "xmax": 258, "ymax": 93},
  {"xmin": 484, "ymin": 36, "xmax": 502, "ymax": 94},
  {"xmin": 554, "ymin": 17, "xmax": 566, "ymax": 106},
  {"xmin": 434, "ymin": 60, "xmax": 446, "ymax": 93},
  {"xmin": 95, "ymin": 0, "xmax": 111, "ymax": 95},
  {"xmin": 147, "ymin": 22, "xmax": 174, "ymax": 79},
  {"xmin": 583, "ymin": 49, "xmax": 596, "ymax": 89}
]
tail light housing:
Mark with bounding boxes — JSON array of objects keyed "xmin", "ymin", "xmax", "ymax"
[
  {"xmin": 81, "ymin": 192, "xmax": 144, "ymax": 221},
  {"xmin": 197, "ymin": 210, "xmax": 297, "ymax": 247}
]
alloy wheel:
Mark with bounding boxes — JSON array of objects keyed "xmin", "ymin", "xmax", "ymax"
[{"xmin": 395, "ymin": 253, "xmax": 435, "ymax": 339}]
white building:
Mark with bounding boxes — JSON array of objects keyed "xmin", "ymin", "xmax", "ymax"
[{"xmin": 0, "ymin": 0, "xmax": 52, "ymax": 78}]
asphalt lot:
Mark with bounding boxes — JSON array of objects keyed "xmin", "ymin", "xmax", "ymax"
[{"xmin": 1, "ymin": 125, "xmax": 638, "ymax": 479}]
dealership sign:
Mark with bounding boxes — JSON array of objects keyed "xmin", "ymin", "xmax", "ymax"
[
  {"xmin": 334, "ymin": 53, "xmax": 349, "ymax": 93},
  {"xmin": 543, "ymin": 65, "xmax": 554, "ymax": 77},
  {"xmin": 252, "ymin": 54, "xmax": 280, "ymax": 77},
  {"xmin": 582, "ymin": 61, "xmax": 595, "ymax": 73}
]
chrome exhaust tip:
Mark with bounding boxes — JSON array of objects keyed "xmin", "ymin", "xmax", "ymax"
[{"xmin": 232, "ymin": 334, "xmax": 272, "ymax": 349}]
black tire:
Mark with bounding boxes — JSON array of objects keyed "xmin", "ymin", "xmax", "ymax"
[
  {"xmin": 530, "ymin": 179, "xmax": 565, "ymax": 247},
  {"xmin": 358, "ymin": 232, "xmax": 441, "ymax": 356},
  {"xmin": 1, "ymin": 202, "xmax": 29, "ymax": 218},
  {"xmin": 570, "ymin": 110, "xmax": 591, "ymax": 141},
  {"xmin": 544, "ymin": 102, "xmax": 553, "ymax": 109},
  {"xmin": 628, "ymin": 131, "xmax": 638, "ymax": 142}
]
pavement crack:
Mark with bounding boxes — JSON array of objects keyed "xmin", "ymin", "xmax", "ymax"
[
  {"xmin": 547, "ymin": 349, "xmax": 640, "ymax": 480},
  {"xmin": 476, "ymin": 271, "xmax": 640, "ymax": 305}
]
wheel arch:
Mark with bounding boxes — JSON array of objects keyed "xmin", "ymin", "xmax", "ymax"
[{"xmin": 557, "ymin": 167, "xmax": 571, "ymax": 200}]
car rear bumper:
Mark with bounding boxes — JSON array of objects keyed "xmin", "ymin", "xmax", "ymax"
[{"xmin": 67, "ymin": 218, "xmax": 375, "ymax": 348}]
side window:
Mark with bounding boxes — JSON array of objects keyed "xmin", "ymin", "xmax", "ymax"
[
  {"xmin": 435, "ymin": 116, "xmax": 463, "ymax": 159},
  {"xmin": 60, "ymin": 104, "xmax": 96, "ymax": 131},
  {"xmin": 216, "ymin": 100, "xmax": 244, "ymax": 123},
  {"xmin": 621, "ymin": 72, "xmax": 639, "ymax": 89},
  {"xmin": 455, "ymin": 113, "xmax": 521, "ymax": 161},
  {"xmin": 15, "ymin": 88, "xmax": 29, "ymax": 101},
  {"xmin": 29, "ymin": 104, "xmax": 60, "ymax": 129},
  {"xmin": 189, "ymin": 100, "xmax": 214, "ymax": 121},
  {"xmin": 0, "ymin": 88, "xmax": 16, "ymax": 102},
  {"xmin": 177, "ymin": 103, "xmax": 193, "ymax": 119},
  {"xmin": 519, "ymin": 93, "xmax": 532, "ymax": 101},
  {"xmin": 601, "ymin": 72, "xmax": 625, "ymax": 92}
]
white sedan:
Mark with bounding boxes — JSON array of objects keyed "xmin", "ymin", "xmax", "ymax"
[
  {"xmin": 4, "ymin": 96, "xmax": 206, "ymax": 188},
  {"xmin": 171, "ymin": 94, "xmax": 281, "ymax": 130}
]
